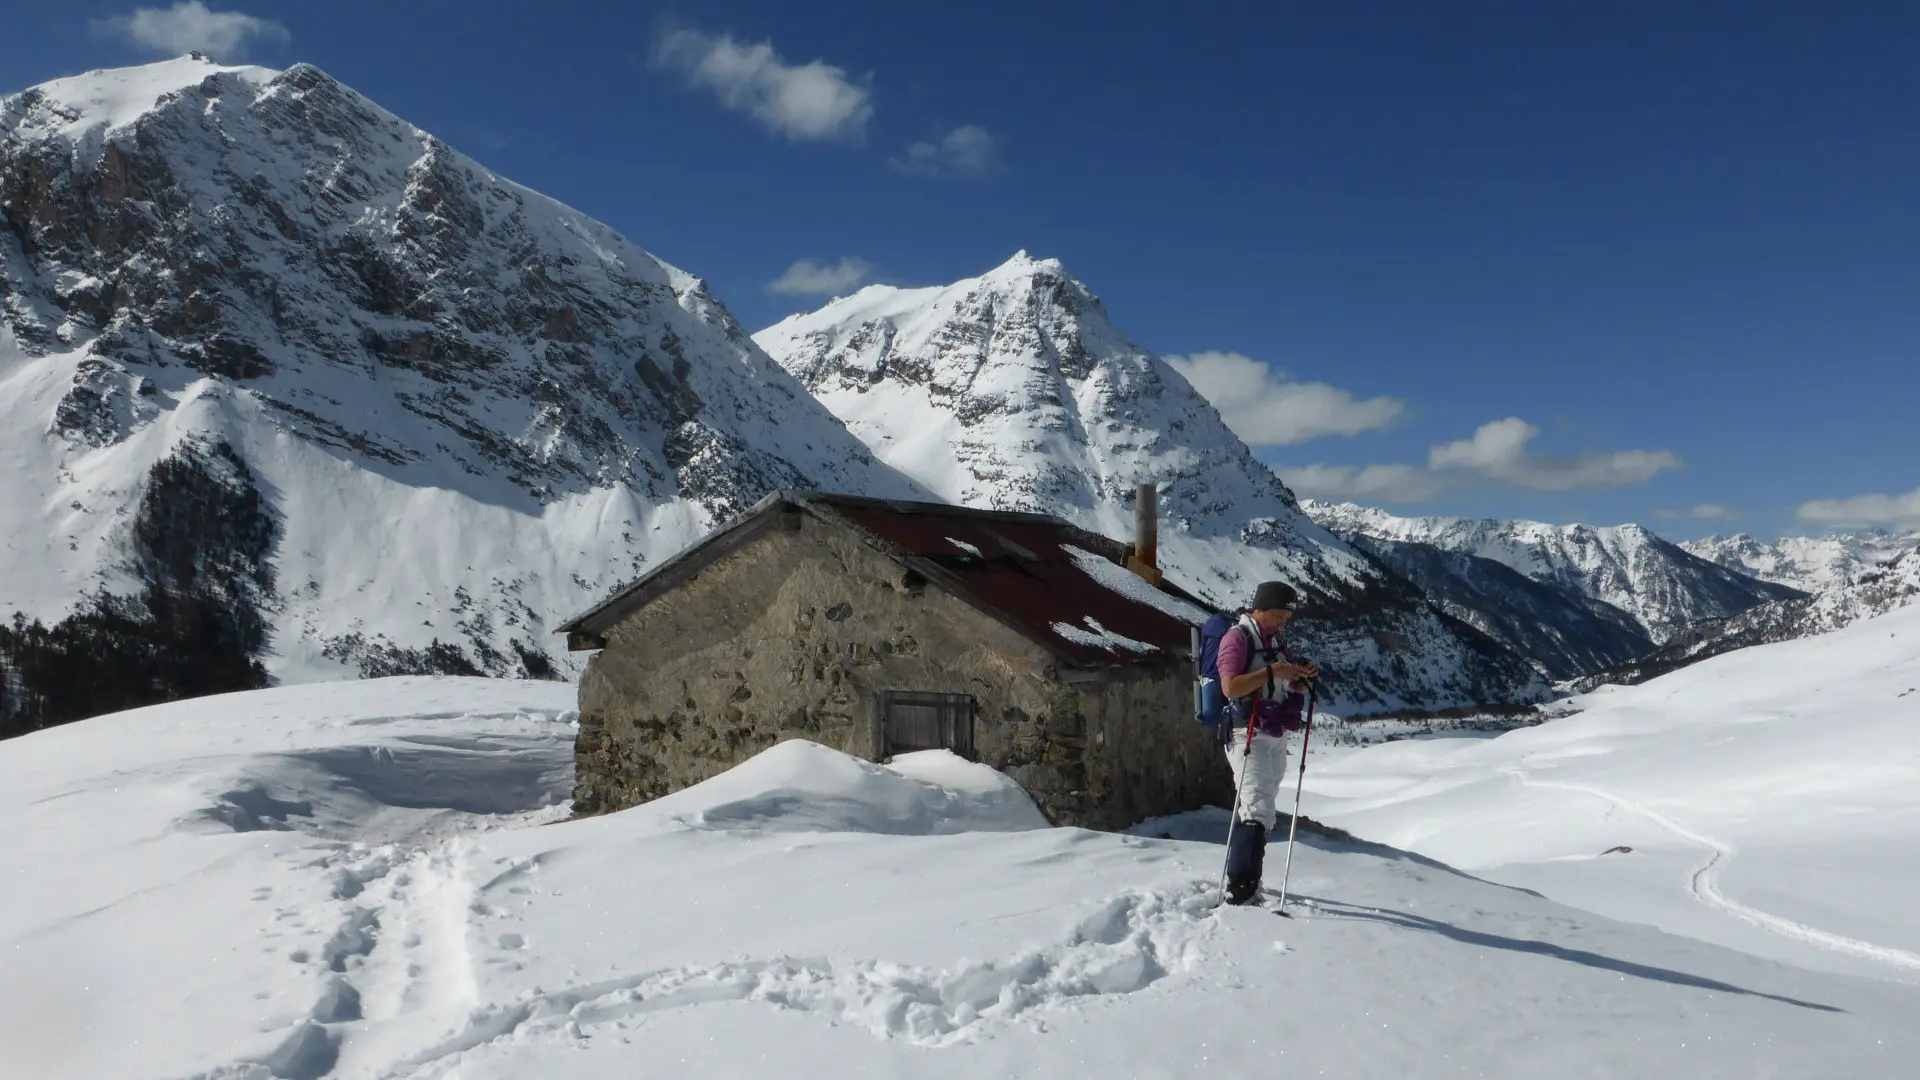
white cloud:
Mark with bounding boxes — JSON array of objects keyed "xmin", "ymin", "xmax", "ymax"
[
  {"xmin": 653, "ymin": 28, "xmax": 872, "ymax": 142},
  {"xmin": 1164, "ymin": 350, "xmax": 1404, "ymax": 447},
  {"xmin": 891, "ymin": 125, "xmax": 998, "ymax": 179},
  {"xmin": 1282, "ymin": 463, "xmax": 1455, "ymax": 503},
  {"xmin": 1280, "ymin": 417, "xmax": 1682, "ymax": 503},
  {"xmin": 1428, "ymin": 418, "xmax": 1680, "ymax": 491},
  {"xmin": 768, "ymin": 257, "xmax": 873, "ymax": 297},
  {"xmin": 92, "ymin": 1, "xmax": 288, "ymax": 58},
  {"xmin": 1691, "ymin": 504, "xmax": 1736, "ymax": 520},
  {"xmin": 1797, "ymin": 487, "xmax": 1920, "ymax": 529}
]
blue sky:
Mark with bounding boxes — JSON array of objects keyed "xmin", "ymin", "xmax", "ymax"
[{"xmin": 7, "ymin": 1, "xmax": 1916, "ymax": 539}]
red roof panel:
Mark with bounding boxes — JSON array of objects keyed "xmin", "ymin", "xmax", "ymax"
[{"xmin": 813, "ymin": 495, "xmax": 1208, "ymax": 669}]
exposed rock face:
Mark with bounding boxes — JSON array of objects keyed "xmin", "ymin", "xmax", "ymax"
[
  {"xmin": 0, "ymin": 57, "xmax": 920, "ymax": 714},
  {"xmin": 574, "ymin": 517, "xmax": 1227, "ymax": 829},
  {"xmin": 1345, "ymin": 535, "xmax": 1654, "ymax": 681},
  {"xmin": 1306, "ymin": 502, "xmax": 1805, "ymax": 645},
  {"xmin": 754, "ymin": 254, "xmax": 1551, "ymax": 714}
]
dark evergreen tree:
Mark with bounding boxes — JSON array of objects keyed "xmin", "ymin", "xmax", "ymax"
[{"xmin": 0, "ymin": 441, "xmax": 277, "ymax": 735}]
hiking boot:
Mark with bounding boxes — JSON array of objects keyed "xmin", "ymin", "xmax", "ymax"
[
  {"xmin": 1223, "ymin": 819, "xmax": 1268, "ymax": 905},
  {"xmin": 1223, "ymin": 876, "xmax": 1261, "ymax": 905}
]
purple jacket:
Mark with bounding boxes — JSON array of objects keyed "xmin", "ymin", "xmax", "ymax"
[{"xmin": 1219, "ymin": 615, "xmax": 1307, "ymax": 738}]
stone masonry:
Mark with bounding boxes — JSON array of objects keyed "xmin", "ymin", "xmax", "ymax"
[{"xmin": 573, "ymin": 514, "xmax": 1228, "ymax": 829}]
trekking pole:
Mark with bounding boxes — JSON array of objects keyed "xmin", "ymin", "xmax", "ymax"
[
  {"xmin": 1216, "ymin": 707, "xmax": 1259, "ymax": 905},
  {"xmin": 1274, "ymin": 681, "xmax": 1318, "ymax": 916}
]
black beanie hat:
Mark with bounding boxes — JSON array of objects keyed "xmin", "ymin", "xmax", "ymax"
[{"xmin": 1252, "ymin": 581, "xmax": 1298, "ymax": 611}]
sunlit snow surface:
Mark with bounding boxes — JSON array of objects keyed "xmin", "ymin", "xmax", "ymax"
[
  {"xmin": 1305, "ymin": 602, "xmax": 1920, "ymax": 984},
  {"xmin": 3, "ymin": 675, "xmax": 1917, "ymax": 1078}
]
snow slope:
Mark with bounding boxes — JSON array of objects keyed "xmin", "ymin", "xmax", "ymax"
[
  {"xmin": 1303, "ymin": 601, "xmax": 1920, "ymax": 984},
  {"xmin": 1308, "ymin": 500, "xmax": 1803, "ymax": 644},
  {"xmin": 0, "ymin": 57, "xmax": 920, "ymax": 689},
  {"xmin": 3, "ymin": 678, "xmax": 1916, "ymax": 1077},
  {"xmin": 755, "ymin": 254, "xmax": 1549, "ymax": 713}
]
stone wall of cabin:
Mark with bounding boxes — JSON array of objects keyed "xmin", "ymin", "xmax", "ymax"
[
  {"xmin": 1073, "ymin": 667, "xmax": 1233, "ymax": 831},
  {"xmin": 573, "ymin": 515, "xmax": 1230, "ymax": 828}
]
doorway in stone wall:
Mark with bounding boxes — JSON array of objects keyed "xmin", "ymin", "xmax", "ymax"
[{"xmin": 882, "ymin": 691, "xmax": 974, "ymax": 759}]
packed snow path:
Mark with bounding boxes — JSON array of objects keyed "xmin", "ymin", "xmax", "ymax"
[
  {"xmin": 1500, "ymin": 766, "xmax": 1920, "ymax": 973},
  {"xmin": 3, "ymin": 678, "xmax": 1917, "ymax": 1078},
  {"xmin": 1305, "ymin": 602, "xmax": 1920, "ymax": 983}
]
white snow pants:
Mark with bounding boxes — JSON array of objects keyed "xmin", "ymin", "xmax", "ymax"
[{"xmin": 1224, "ymin": 730, "xmax": 1290, "ymax": 830}]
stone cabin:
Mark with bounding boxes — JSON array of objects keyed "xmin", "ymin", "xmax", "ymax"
[{"xmin": 557, "ymin": 489, "xmax": 1232, "ymax": 830}]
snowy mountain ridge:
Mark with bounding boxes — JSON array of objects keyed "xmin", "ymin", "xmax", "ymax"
[
  {"xmin": 1681, "ymin": 529, "xmax": 1920, "ymax": 594},
  {"xmin": 1304, "ymin": 500, "xmax": 1803, "ymax": 645},
  {"xmin": 0, "ymin": 56, "xmax": 920, "ymax": 722},
  {"xmin": 1587, "ymin": 531, "xmax": 1920, "ymax": 686},
  {"xmin": 755, "ymin": 254, "xmax": 1551, "ymax": 712}
]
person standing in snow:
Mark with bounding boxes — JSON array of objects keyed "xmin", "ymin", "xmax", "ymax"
[{"xmin": 1219, "ymin": 581, "xmax": 1318, "ymax": 905}]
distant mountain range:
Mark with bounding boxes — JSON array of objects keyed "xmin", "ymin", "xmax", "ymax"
[
  {"xmin": 1590, "ymin": 529, "xmax": 1920, "ymax": 687},
  {"xmin": 1303, "ymin": 502, "xmax": 1805, "ymax": 682},
  {"xmin": 2, "ymin": 55, "xmax": 1901, "ymax": 732},
  {"xmin": 0, "ymin": 57, "xmax": 1544, "ymax": 729},
  {"xmin": 1682, "ymin": 530, "xmax": 1920, "ymax": 594}
]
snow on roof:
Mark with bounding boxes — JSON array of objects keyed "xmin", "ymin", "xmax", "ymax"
[
  {"xmin": 807, "ymin": 494, "xmax": 1210, "ymax": 666},
  {"xmin": 1050, "ymin": 617, "xmax": 1158, "ymax": 654},
  {"xmin": 1061, "ymin": 544, "xmax": 1211, "ymax": 625}
]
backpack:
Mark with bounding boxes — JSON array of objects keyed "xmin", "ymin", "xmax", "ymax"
[
  {"xmin": 1193, "ymin": 613, "xmax": 1301, "ymax": 741},
  {"xmin": 1193, "ymin": 613, "xmax": 1252, "ymax": 737}
]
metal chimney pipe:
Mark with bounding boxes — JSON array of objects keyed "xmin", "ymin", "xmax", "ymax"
[{"xmin": 1133, "ymin": 482, "xmax": 1158, "ymax": 570}]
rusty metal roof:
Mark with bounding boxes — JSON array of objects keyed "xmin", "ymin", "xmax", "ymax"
[{"xmin": 557, "ymin": 490, "xmax": 1214, "ymax": 669}]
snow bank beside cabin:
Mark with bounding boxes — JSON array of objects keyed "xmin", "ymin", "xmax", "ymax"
[{"xmin": 640, "ymin": 740, "xmax": 1050, "ymax": 835}]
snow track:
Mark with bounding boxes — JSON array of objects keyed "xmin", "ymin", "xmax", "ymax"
[
  {"xmin": 1501, "ymin": 767, "xmax": 1920, "ymax": 972},
  {"xmin": 391, "ymin": 884, "xmax": 1215, "ymax": 1075}
]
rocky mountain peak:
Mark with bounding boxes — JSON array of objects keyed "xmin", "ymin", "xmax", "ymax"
[
  {"xmin": 2, "ymin": 57, "xmax": 907, "ymax": 513},
  {"xmin": 756, "ymin": 253, "xmax": 1297, "ymax": 529},
  {"xmin": 758, "ymin": 258, "xmax": 1552, "ymax": 712},
  {"xmin": 1, "ymin": 57, "xmax": 919, "ymax": 708}
]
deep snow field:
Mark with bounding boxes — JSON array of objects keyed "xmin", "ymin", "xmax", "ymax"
[{"xmin": 3, "ymin": 612, "xmax": 1919, "ymax": 1077}]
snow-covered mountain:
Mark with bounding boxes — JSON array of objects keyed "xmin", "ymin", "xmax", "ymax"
[
  {"xmin": 753, "ymin": 254, "xmax": 1550, "ymax": 712},
  {"xmin": 0, "ymin": 57, "xmax": 922, "ymax": 728},
  {"xmin": 1341, "ymin": 538, "xmax": 1654, "ymax": 681},
  {"xmin": 1588, "ymin": 531, "xmax": 1920, "ymax": 687},
  {"xmin": 1305, "ymin": 501, "xmax": 1804, "ymax": 646},
  {"xmin": 1682, "ymin": 530, "xmax": 1920, "ymax": 594}
]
